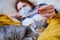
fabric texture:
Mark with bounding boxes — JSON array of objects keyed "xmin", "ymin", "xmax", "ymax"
[
  {"xmin": 0, "ymin": 25, "xmax": 39, "ymax": 40},
  {"xmin": 37, "ymin": 13, "xmax": 60, "ymax": 40},
  {"xmin": 0, "ymin": 14, "xmax": 20, "ymax": 25}
]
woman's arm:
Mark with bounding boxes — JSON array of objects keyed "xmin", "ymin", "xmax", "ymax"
[{"xmin": 11, "ymin": 13, "xmax": 20, "ymax": 18}]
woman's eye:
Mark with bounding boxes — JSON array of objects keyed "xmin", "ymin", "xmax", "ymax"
[
  {"xmin": 23, "ymin": 5, "xmax": 26, "ymax": 7},
  {"xmin": 19, "ymin": 8, "xmax": 21, "ymax": 10}
]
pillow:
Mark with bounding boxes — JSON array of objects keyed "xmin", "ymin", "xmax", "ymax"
[{"xmin": 0, "ymin": 0, "xmax": 17, "ymax": 15}]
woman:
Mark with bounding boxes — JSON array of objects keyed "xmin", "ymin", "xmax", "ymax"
[
  {"xmin": 15, "ymin": 0, "xmax": 58, "ymax": 18},
  {"xmin": 15, "ymin": 0, "xmax": 36, "ymax": 18},
  {"xmin": 15, "ymin": 0, "xmax": 58, "ymax": 20},
  {"xmin": 15, "ymin": 0, "xmax": 60, "ymax": 40}
]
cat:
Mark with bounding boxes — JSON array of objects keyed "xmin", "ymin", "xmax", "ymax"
[{"xmin": 0, "ymin": 25, "xmax": 39, "ymax": 40}]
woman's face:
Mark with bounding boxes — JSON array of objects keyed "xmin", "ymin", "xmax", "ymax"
[
  {"xmin": 17, "ymin": 2, "xmax": 32, "ymax": 17},
  {"xmin": 17, "ymin": 2, "xmax": 31, "ymax": 11}
]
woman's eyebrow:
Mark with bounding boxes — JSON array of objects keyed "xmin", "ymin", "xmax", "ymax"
[
  {"xmin": 23, "ymin": 5, "xmax": 26, "ymax": 7},
  {"xmin": 18, "ymin": 4, "xmax": 27, "ymax": 11}
]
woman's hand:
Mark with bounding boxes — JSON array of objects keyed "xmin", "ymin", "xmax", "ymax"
[
  {"xmin": 7, "ymin": 13, "xmax": 21, "ymax": 19},
  {"xmin": 38, "ymin": 5, "xmax": 56, "ymax": 19}
]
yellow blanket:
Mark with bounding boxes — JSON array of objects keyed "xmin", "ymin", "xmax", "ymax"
[
  {"xmin": 0, "ymin": 14, "xmax": 20, "ymax": 26},
  {"xmin": 37, "ymin": 13, "xmax": 60, "ymax": 40}
]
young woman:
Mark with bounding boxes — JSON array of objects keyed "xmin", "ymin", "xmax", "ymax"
[
  {"xmin": 15, "ymin": 0, "xmax": 57, "ymax": 19},
  {"xmin": 15, "ymin": 0, "xmax": 37, "ymax": 18}
]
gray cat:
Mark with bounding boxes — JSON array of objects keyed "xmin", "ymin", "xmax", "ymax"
[{"xmin": 0, "ymin": 25, "xmax": 39, "ymax": 40}]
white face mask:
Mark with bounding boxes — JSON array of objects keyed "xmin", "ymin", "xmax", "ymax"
[{"xmin": 19, "ymin": 5, "xmax": 32, "ymax": 17}]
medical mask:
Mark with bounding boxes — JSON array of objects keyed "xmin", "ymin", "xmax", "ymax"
[{"xmin": 19, "ymin": 5, "xmax": 32, "ymax": 17}]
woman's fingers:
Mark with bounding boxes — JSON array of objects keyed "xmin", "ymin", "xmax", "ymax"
[
  {"xmin": 38, "ymin": 5, "xmax": 54, "ymax": 14},
  {"xmin": 40, "ymin": 8, "xmax": 55, "ymax": 14},
  {"xmin": 40, "ymin": 5, "xmax": 54, "ymax": 11}
]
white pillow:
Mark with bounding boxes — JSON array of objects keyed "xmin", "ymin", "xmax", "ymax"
[{"xmin": 0, "ymin": 0, "xmax": 17, "ymax": 14}]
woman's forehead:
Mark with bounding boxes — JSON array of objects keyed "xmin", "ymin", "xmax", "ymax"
[{"xmin": 17, "ymin": 2, "xmax": 26, "ymax": 10}]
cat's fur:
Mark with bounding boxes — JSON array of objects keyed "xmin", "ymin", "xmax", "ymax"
[{"xmin": 0, "ymin": 25, "xmax": 39, "ymax": 40}]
